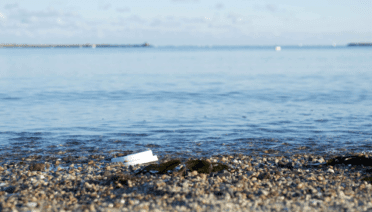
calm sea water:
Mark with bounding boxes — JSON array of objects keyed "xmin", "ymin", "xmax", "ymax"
[{"xmin": 0, "ymin": 46, "xmax": 371, "ymax": 161}]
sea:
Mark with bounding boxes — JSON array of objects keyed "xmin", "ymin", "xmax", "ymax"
[{"xmin": 0, "ymin": 46, "xmax": 371, "ymax": 162}]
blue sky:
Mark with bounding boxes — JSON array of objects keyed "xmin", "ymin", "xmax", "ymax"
[{"xmin": 0, "ymin": 0, "xmax": 371, "ymax": 45}]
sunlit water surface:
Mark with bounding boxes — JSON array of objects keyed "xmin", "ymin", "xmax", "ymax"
[{"xmin": 0, "ymin": 46, "xmax": 371, "ymax": 162}]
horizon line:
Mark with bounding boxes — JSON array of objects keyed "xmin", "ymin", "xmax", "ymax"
[{"xmin": 1, "ymin": 43, "xmax": 371, "ymax": 48}]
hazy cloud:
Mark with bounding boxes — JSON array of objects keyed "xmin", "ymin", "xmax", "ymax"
[
  {"xmin": 215, "ymin": 3, "xmax": 224, "ymax": 10},
  {"xmin": 99, "ymin": 4, "xmax": 111, "ymax": 10},
  {"xmin": 116, "ymin": 7, "xmax": 131, "ymax": 13},
  {"xmin": 2, "ymin": 6, "xmax": 81, "ymax": 31},
  {"xmin": 227, "ymin": 13, "xmax": 248, "ymax": 24},
  {"xmin": 8, "ymin": 8, "xmax": 79, "ymax": 22},
  {"xmin": 150, "ymin": 18, "xmax": 181, "ymax": 28},
  {"xmin": 127, "ymin": 15, "xmax": 145, "ymax": 23},
  {"xmin": 266, "ymin": 4, "xmax": 278, "ymax": 13},
  {"xmin": 4, "ymin": 3, "xmax": 19, "ymax": 10},
  {"xmin": 181, "ymin": 17, "xmax": 206, "ymax": 24}
]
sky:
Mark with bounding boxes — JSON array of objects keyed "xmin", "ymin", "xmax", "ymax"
[{"xmin": 0, "ymin": 0, "xmax": 371, "ymax": 46}]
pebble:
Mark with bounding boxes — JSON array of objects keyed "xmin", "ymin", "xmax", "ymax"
[
  {"xmin": 26, "ymin": 202, "xmax": 37, "ymax": 207},
  {"xmin": 0, "ymin": 153, "xmax": 371, "ymax": 211}
]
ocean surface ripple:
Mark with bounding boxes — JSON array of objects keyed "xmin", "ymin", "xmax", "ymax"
[{"xmin": 0, "ymin": 46, "xmax": 371, "ymax": 162}]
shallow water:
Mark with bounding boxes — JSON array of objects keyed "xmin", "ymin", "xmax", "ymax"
[{"xmin": 0, "ymin": 46, "xmax": 371, "ymax": 162}]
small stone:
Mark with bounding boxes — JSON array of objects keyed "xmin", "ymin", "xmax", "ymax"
[
  {"xmin": 89, "ymin": 204, "xmax": 95, "ymax": 211},
  {"xmin": 327, "ymin": 169, "xmax": 334, "ymax": 173},
  {"xmin": 27, "ymin": 202, "xmax": 38, "ymax": 208},
  {"xmin": 191, "ymin": 171, "xmax": 198, "ymax": 176},
  {"xmin": 127, "ymin": 180, "xmax": 133, "ymax": 187},
  {"xmin": 258, "ymin": 173, "xmax": 270, "ymax": 180},
  {"xmin": 260, "ymin": 190, "xmax": 269, "ymax": 196},
  {"xmin": 296, "ymin": 183, "xmax": 304, "ymax": 189},
  {"xmin": 29, "ymin": 163, "xmax": 45, "ymax": 171},
  {"xmin": 318, "ymin": 158, "xmax": 325, "ymax": 163}
]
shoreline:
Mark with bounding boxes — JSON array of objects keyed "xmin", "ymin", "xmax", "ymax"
[
  {"xmin": 0, "ymin": 43, "xmax": 150, "ymax": 48},
  {"xmin": 1, "ymin": 152, "xmax": 372, "ymax": 211}
]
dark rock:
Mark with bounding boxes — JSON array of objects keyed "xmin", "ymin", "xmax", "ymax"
[
  {"xmin": 218, "ymin": 172, "xmax": 231, "ymax": 178},
  {"xmin": 186, "ymin": 160, "xmax": 212, "ymax": 174},
  {"xmin": 362, "ymin": 177, "xmax": 372, "ymax": 182},
  {"xmin": 212, "ymin": 163, "xmax": 229, "ymax": 173},
  {"xmin": 258, "ymin": 173, "xmax": 271, "ymax": 180},
  {"xmin": 277, "ymin": 162, "xmax": 294, "ymax": 169},
  {"xmin": 106, "ymin": 174, "xmax": 138, "ymax": 186},
  {"xmin": 5, "ymin": 186, "xmax": 16, "ymax": 193},
  {"xmin": 29, "ymin": 163, "xmax": 45, "ymax": 171},
  {"xmin": 327, "ymin": 155, "xmax": 372, "ymax": 167}
]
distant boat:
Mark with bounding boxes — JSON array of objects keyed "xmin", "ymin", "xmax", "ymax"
[{"xmin": 275, "ymin": 46, "xmax": 281, "ymax": 51}]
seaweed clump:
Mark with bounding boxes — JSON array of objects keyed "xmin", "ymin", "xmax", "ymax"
[
  {"xmin": 137, "ymin": 159, "xmax": 230, "ymax": 176},
  {"xmin": 186, "ymin": 160, "xmax": 212, "ymax": 174},
  {"xmin": 326, "ymin": 155, "xmax": 372, "ymax": 167},
  {"xmin": 138, "ymin": 159, "xmax": 182, "ymax": 175}
]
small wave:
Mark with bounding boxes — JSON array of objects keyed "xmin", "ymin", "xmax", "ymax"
[
  {"xmin": 10, "ymin": 136, "xmax": 42, "ymax": 141},
  {"xmin": 1, "ymin": 97, "xmax": 21, "ymax": 100}
]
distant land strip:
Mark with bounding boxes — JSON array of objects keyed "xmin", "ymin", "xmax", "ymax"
[
  {"xmin": 0, "ymin": 43, "xmax": 150, "ymax": 48},
  {"xmin": 348, "ymin": 43, "xmax": 372, "ymax": 46}
]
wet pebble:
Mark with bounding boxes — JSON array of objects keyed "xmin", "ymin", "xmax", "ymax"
[{"xmin": 0, "ymin": 153, "xmax": 372, "ymax": 211}]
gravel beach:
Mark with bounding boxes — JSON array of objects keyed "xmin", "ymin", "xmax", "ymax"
[{"xmin": 1, "ymin": 153, "xmax": 372, "ymax": 212}]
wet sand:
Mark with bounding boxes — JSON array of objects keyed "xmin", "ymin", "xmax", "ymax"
[{"xmin": 1, "ymin": 152, "xmax": 372, "ymax": 211}]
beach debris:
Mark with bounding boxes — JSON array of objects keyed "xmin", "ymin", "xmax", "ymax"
[{"xmin": 111, "ymin": 149, "xmax": 158, "ymax": 165}]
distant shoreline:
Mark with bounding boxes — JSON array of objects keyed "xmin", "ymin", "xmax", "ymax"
[
  {"xmin": 347, "ymin": 43, "xmax": 372, "ymax": 46},
  {"xmin": 0, "ymin": 43, "xmax": 150, "ymax": 48}
]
